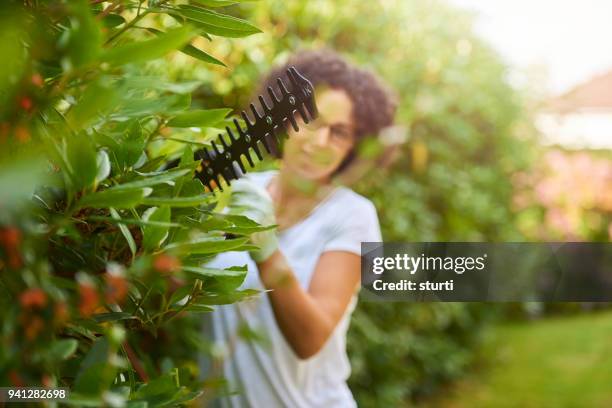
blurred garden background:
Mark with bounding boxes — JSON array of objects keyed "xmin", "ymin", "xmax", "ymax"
[{"xmin": 1, "ymin": 0, "xmax": 610, "ymax": 407}]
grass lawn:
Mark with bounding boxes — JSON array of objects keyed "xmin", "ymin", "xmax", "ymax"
[{"xmin": 421, "ymin": 310, "xmax": 612, "ymax": 408}]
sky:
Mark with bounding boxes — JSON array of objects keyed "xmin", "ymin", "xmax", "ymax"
[{"xmin": 446, "ymin": 0, "xmax": 612, "ymax": 96}]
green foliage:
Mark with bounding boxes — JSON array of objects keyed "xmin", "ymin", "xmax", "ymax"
[
  {"xmin": 0, "ymin": 0, "xmax": 263, "ymax": 405},
  {"xmin": 184, "ymin": 0, "xmax": 541, "ymax": 404},
  {"xmin": 433, "ymin": 311, "xmax": 612, "ymax": 407}
]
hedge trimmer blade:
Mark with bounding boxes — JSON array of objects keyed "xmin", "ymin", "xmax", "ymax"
[{"xmin": 194, "ymin": 67, "xmax": 318, "ymax": 193}]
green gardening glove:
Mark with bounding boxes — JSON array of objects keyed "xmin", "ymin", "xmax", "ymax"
[{"xmin": 225, "ymin": 177, "xmax": 279, "ymax": 263}]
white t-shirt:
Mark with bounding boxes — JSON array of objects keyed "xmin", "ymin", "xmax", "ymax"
[{"xmin": 199, "ymin": 170, "xmax": 382, "ymax": 408}]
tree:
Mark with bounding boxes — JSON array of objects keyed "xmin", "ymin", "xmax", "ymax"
[{"xmin": 0, "ymin": 1, "xmax": 265, "ymax": 405}]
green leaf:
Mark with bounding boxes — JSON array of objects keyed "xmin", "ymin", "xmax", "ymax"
[
  {"xmin": 182, "ymin": 265, "xmax": 247, "ymax": 292},
  {"xmin": 165, "ymin": 236, "xmax": 249, "ymax": 255},
  {"xmin": 66, "ymin": 136, "xmax": 98, "ymax": 191},
  {"xmin": 172, "ymin": 147, "xmax": 194, "ymax": 196},
  {"xmin": 141, "ymin": 194, "xmax": 212, "ymax": 207},
  {"xmin": 182, "ymin": 265, "xmax": 247, "ymax": 278},
  {"xmin": 111, "ymin": 93, "xmax": 192, "ymax": 120},
  {"xmin": 184, "ymin": 304, "xmax": 214, "ymax": 313},
  {"xmin": 66, "ymin": 1, "xmax": 102, "ymax": 68},
  {"xmin": 102, "ymin": 25, "xmax": 196, "ymax": 66},
  {"xmin": 77, "ymin": 187, "xmax": 152, "ymax": 209},
  {"xmin": 66, "ymin": 81, "xmax": 118, "ymax": 130},
  {"xmin": 194, "ymin": 212, "xmax": 276, "ymax": 234},
  {"xmin": 168, "ymin": 284, "xmax": 194, "ymax": 306},
  {"xmin": 190, "ymin": 0, "xmax": 238, "ymax": 7},
  {"xmin": 0, "ymin": 154, "xmax": 48, "ymax": 212},
  {"xmin": 95, "ymin": 150, "xmax": 111, "ymax": 186},
  {"xmin": 133, "ymin": 156, "xmax": 169, "ymax": 173},
  {"xmin": 92, "ymin": 312, "xmax": 136, "ymax": 323},
  {"xmin": 130, "ymin": 372, "xmax": 182, "ymax": 402},
  {"xmin": 172, "ymin": 6, "xmax": 262, "ymax": 38},
  {"xmin": 166, "ymin": 390, "xmax": 205, "ymax": 405},
  {"xmin": 192, "ymin": 0, "xmax": 260, "ymax": 5},
  {"xmin": 167, "ymin": 108, "xmax": 232, "ymax": 128},
  {"xmin": 102, "ymin": 14, "xmax": 126, "ymax": 28},
  {"xmin": 114, "ymin": 168, "xmax": 192, "ymax": 190},
  {"xmin": 95, "ymin": 121, "xmax": 146, "ymax": 171},
  {"xmin": 117, "ymin": 77, "xmax": 203, "ymax": 94},
  {"xmin": 180, "ymin": 43, "xmax": 226, "ymax": 66},
  {"xmin": 110, "ymin": 207, "xmax": 137, "ymax": 257},
  {"xmin": 74, "ymin": 338, "xmax": 117, "ymax": 395},
  {"xmin": 194, "ymin": 289, "xmax": 259, "ymax": 305},
  {"xmin": 87, "ymin": 215, "xmax": 183, "ymax": 229},
  {"xmin": 0, "ymin": 15, "xmax": 27, "ymax": 111},
  {"xmin": 177, "ymin": 178, "xmax": 208, "ymax": 197},
  {"xmin": 49, "ymin": 339, "xmax": 78, "ymax": 361},
  {"xmin": 142, "ymin": 206, "xmax": 171, "ymax": 251},
  {"xmin": 180, "ymin": 145, "xmax": 195, "ymax": 166},
  {"xmin": 145, "ymin": 27, "xmax": 225, "ymax": 66}
]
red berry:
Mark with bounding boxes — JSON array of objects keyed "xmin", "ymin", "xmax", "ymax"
[
  {"xmin": 78, "ymin": 283, "xmax": 100, "ymax": 318},
  {"xmin": 105, "ymin": 273, "xmax": 128, "ymax": 304},
  {"xmin": 20, "ymin": 288, "xmax": 48, "ymax": 309},
  {"xmin": 153, "ymin": 254, "xmax": 182, "ymax": 274},
  {"xmin": 31, "ymin": 73, "xmax": 44, "ymax": 87},
  {"xmin": 0, "ymin": 227, "xmax": 21, "ymax": 246},
  {"xmin": 20, "ymin": 97, "xmax": 33, "ymax": 111}
]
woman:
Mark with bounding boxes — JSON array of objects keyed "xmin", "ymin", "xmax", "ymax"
[{"xmin": 200, "ymin": 49, "xmax": 397, "ymax": 407}]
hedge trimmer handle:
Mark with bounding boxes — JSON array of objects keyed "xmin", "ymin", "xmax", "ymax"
[{"xmin": 192, "ymin": 67, "xmax": 318, "ymax": 192}]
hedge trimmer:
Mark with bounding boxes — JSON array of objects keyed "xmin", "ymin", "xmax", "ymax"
[{"xmin": 171, "ymin": 67, "xmax": 318, "ymax": 193}]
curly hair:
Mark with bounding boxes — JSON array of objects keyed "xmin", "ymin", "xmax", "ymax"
[{"xmin": 253, "ymin": 48, "xmax": 398, "ymax": 175}]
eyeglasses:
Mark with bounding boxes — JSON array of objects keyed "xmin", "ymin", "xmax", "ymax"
[{"xmin": 300, "ymin": 118, "xmax": 355, "ymax": 148}]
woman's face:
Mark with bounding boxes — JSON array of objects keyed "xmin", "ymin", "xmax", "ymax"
[{"xmin": 282, "ymin": 87, "xmax": 355, "ymax": 182}]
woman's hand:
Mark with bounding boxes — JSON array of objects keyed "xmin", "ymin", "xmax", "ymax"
[{"xmin": 226, "ymin": 178, "xmax": 279, "ymax": 263}]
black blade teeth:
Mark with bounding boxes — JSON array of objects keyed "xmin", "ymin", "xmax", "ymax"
[
  {"xmin": 232, "ymin": 118, "xmax": 244, "ymax": 135},
  {"xmin": 305, "ymin": 99, "xmax": 318, "ymax": 119},
  {"xmin": 204, "ymin": 148, "xmax": 213, "ymax": 161},
  {"xmin": 260, "ymin": 137, "xmax": 272, "ymax": 154},
  {"xmin": 270, "ymin": 125, "xmax": 281, "ymax": 146},
  {"xmin": 267, "ymin": 86, "xmax": 280, "ymax": 103},
  {"xmin": 250, "ymin": 103, "xmax": 261, "ymax": 120},
  {"xmin": 211, "ymin": 140, "xmax": 221, "ymax": 155},
  {"xmin": 218, "ymin": 175, "xmax": 229, "ymax": 189},
  {"xmin": 224, "ymin": 166, "xmax": 238, "ymax": 182},
  {"xmin": 212, "ymin": 176, "xmax": 223, "ymax": 192},
  {"xmin": 226, "ymin": 126, "xmax": 237, "ymax": 141},
  {"xmin": 197, "ymin": 147, "xmax": 212, "ymax": 161},
  {"xmin": 236, "ymin": 157, "xmax": 247, "ymax": 173},
  {"xmin": 287, "ymin": 111, "xmax": 299, "ymax": 132},
  {"xmin": 287, "ymin": 67, "xmax": 299, "ymax": 89},
  {"xmin": 251, "ymin": 144, "xmax": 263, "ymax": 161},
  {"xmin": 241, "ymin": 111, "xmax": 253, "ymax": 128},
  {"xmin": 219, "ymin": 133, "xmax": 229, "ymax": 149},
  {"xmin": 243, "ymin": 152, "xmax": 255, "ymax": 167},
  {"xmin": 191, "ymin": 66, "xmax": 317, "ymax": 193},
  {"xmin": 295, "ymin": 103, "xmax": 310, "ymax": 124},
  {"xmin": 277, "ymin": 77, "xmax": 290, "ymax": 95},
  {"xmin": 258, "ymin": 95, "xmax": 271, "ymax": 113}
]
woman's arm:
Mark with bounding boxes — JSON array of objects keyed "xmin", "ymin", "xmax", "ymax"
[{"xmin": 256, "ymin": 248, "xmax": 361, "ymax": 360}]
